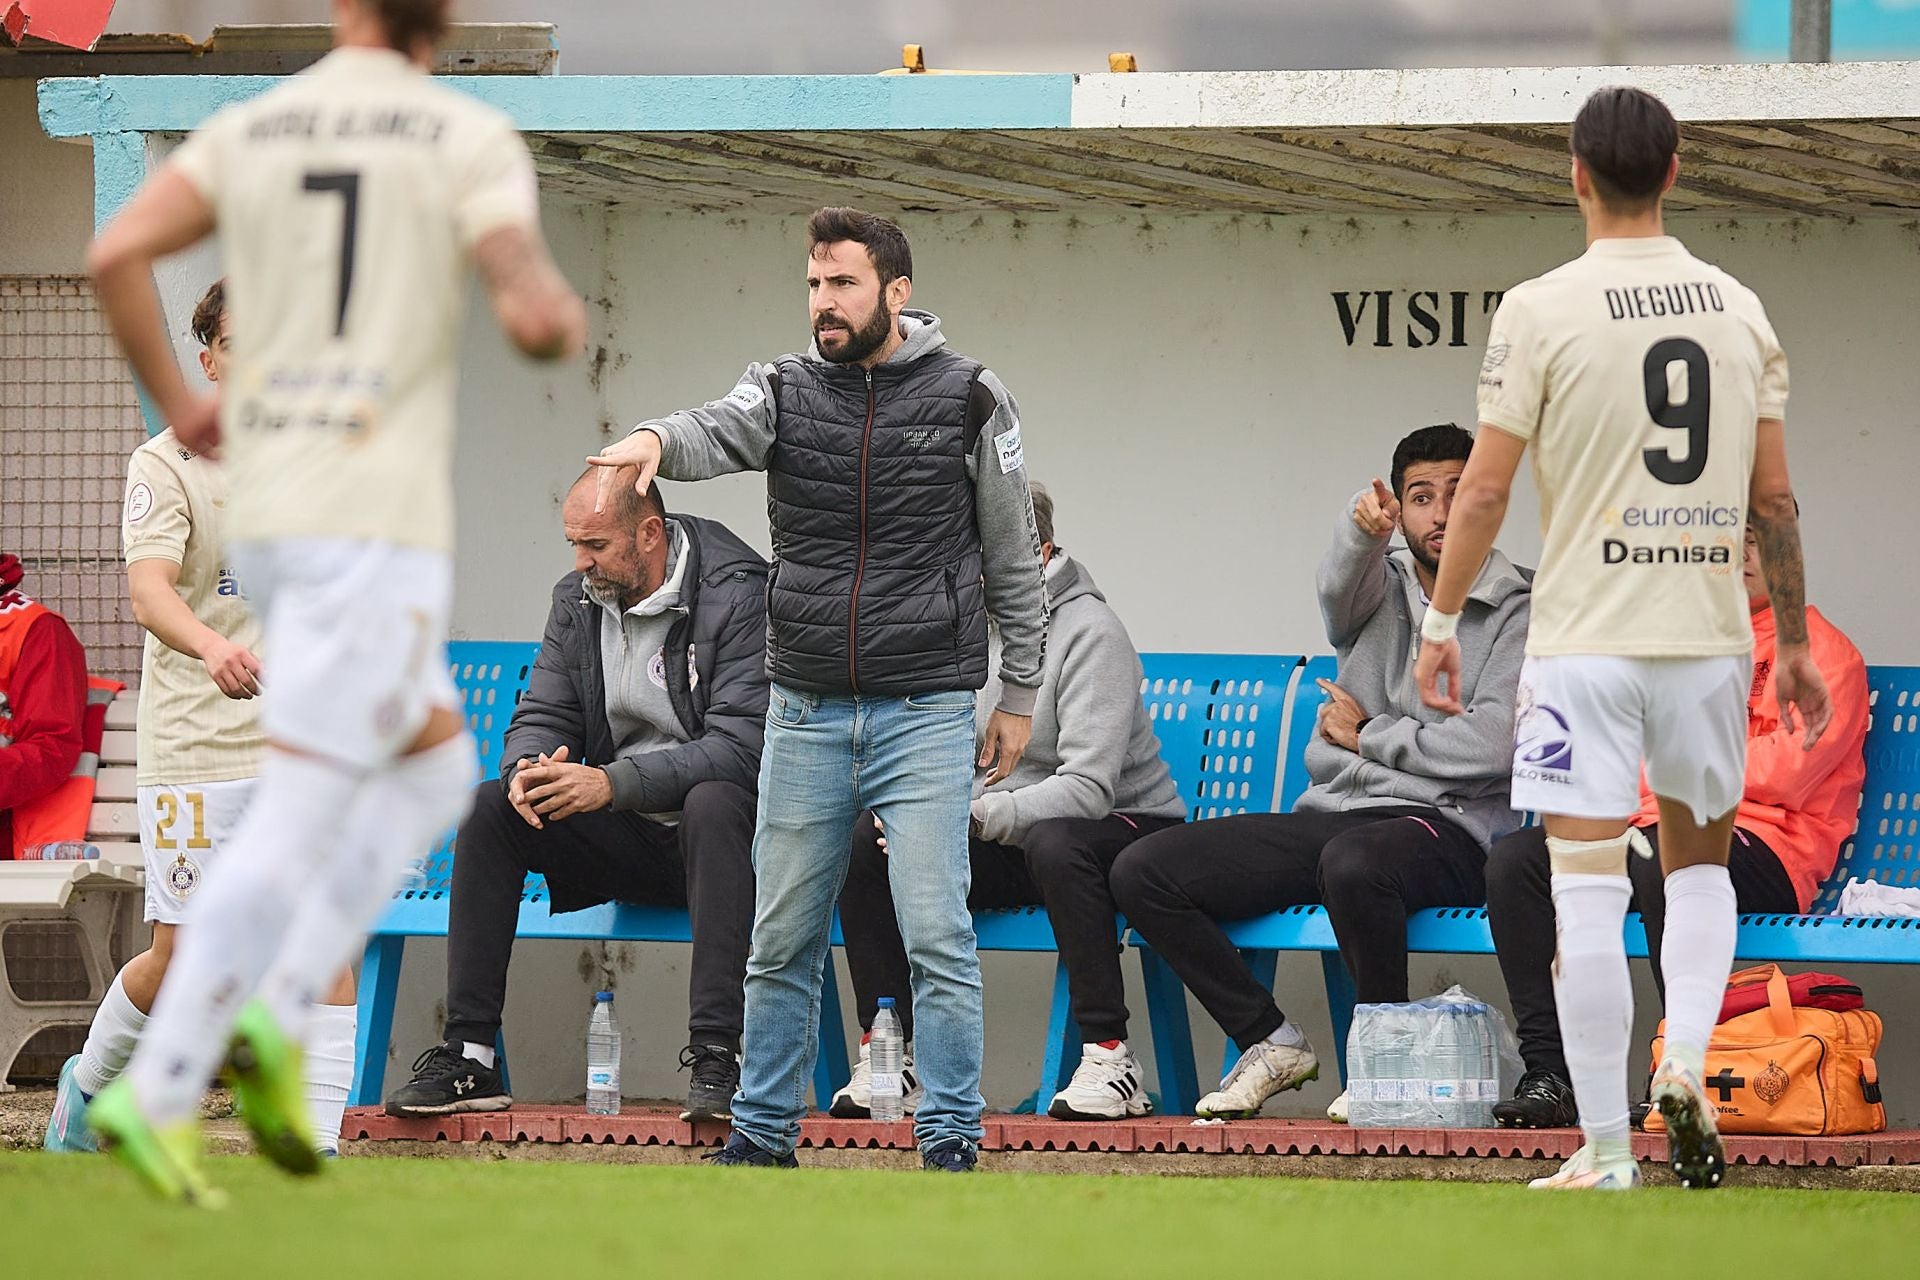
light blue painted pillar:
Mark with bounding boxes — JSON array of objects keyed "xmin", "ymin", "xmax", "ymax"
[{"xmin": 89, "ymin": 128, "xmax": 166, "ymax": 437}]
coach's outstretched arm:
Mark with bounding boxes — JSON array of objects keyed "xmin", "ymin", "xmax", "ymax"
[
  {"xmin": 1748, "ymin": 419, "xmax": 1831, "ymax": 748},
  {"xmin": 1414, "ymin": 425, "xmax": 1526, "ymax": 714},
  {"xmin": 587, "ymin": 366, "xmax": 781, "ymax": 510}
]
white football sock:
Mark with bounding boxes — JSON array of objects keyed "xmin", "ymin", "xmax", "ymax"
[
  {"xmin": 255, "ymin": 734, "xmax": 475, "ymax": 1032},
  {"xmin": 1550, "ymin": 871, "xmax": 1635, "ymax": 1166},
  {"xmin": 304, "ymin": 1002, "xmax": 358, "ymax": 1155},
  {"xmin": 74, "ymin": 970, "xmax": 147, "ymax": 1098},
  {"xmin": 1657, "ymin": 863, "xmax": 1738, "ymax": 1083},
  {"xmin": 126, "ymin": 750, "xmax": 363, "ymax": 1126},
  {"xmin": 1265, "ymin": 1019, "xmax": 1307, "ymax": 1049},
  {"xmin": 462, "ymin": 1041, "xmax": 497, "ymax": 1069}
]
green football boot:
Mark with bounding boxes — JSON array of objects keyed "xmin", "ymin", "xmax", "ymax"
[
  {"xmin": 224, "ymin": 1000, "xmax": 321, "ymax": 1176},
  {"xmin": 84, "ymin": 1079, "xmax": 227, "ymax": 1207}
]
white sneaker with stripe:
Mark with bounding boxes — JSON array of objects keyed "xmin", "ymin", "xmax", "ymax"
[{"xmin": 1048, "ymin": 1041, "xmax": 1152, "ymax": 1120}]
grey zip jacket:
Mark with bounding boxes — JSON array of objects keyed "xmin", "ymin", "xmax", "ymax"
[
  {"xmin": 972, "ymin": 554, "xmax": 1185, "ymax": 846},
  {"xmin": 1296, "ymin": 489, "xmax": 1532, "ymax": 849},
  {"xmin": 631, "ymin": 309, "xmax": 1048, "ymax": 715}
]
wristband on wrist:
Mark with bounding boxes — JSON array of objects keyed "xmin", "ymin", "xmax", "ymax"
[{"xmin": 1420, "ymin": 608, "xmax": 1461, "ymax": 644}]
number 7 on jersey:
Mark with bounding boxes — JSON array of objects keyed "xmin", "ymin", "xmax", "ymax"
[{"xmin": 302, "ymin": 170, "xmax": 360, "ymax": 337}]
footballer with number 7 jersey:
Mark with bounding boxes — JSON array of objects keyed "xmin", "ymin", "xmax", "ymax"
[
  {"xmin": 81, "ymin": 0, "xmax": 587, "ymax": 1204},
  {"xmin": 1414, "ymin": 86, "xmax": 1830, "ymax": 1193},
  {"xmin": 43, "ymin": 280, "xmax": 361, "ymax": 1161}
]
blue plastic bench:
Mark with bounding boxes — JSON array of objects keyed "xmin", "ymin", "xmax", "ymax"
[
  {"xmin": 350, "ymin": 642, "xmax": 851, "ymax": 1108},
  {"xmin": 351, "ymin": 645, "xmax": 1303, "ymax": 1112},
  {"xmin": 1137, "ymin": 661, "xmax": 1920, "ymax": 1115},
  {"xmin": 838, "ymin": 651, "xmax": 1300, "ymax": 1112}
]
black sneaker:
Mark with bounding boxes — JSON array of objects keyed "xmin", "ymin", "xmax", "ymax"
[
  {"xmin": 384, "ymin": 1041, "xmax": 511, "ymax": 1118},
  {"xmin": 922, "ymin": 1136, "xmax": 978, "ymax": 1173},
  {"xmin": 1491, "ymin": 1069, "xmax": 1577, "ymax": 1129},
  {"xmin": 702, "ymin": 1132, "xmax": 798, "ymax": 1168},
  {"xmin": 679, "ymin": 1044, "xmax": 740, "ymax": 1122}
]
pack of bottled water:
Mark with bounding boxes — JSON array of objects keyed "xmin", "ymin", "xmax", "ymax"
[{"xmin": 1345, "ymin": 985, "xmax": 1522, "ymax": 1128}]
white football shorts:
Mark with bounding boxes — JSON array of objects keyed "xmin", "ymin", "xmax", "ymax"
[
  {"xmin": 138, "ymin": 777, "xmax": 256, "ymax": 925},
  {"xmin": 230, "ymin": 538, "xmax": 460, "ymax": 769},
  {"xmin": 1510, "ymin": 652, "xmax": 1750, "ymax": 826}
]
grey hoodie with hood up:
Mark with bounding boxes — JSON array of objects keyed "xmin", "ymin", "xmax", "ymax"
[
  {"xmin": 971, "ymin": 553, "xmax": 1185, "ymax": 847},
  {"xmin": 1296, "ymin": 489, "xmax": 1532, "ymax": 849}
]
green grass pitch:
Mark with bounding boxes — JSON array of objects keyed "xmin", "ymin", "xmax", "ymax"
[{"xmin": 4, "ymin": 1151, "xmax": 1914, "ymax": 1278}]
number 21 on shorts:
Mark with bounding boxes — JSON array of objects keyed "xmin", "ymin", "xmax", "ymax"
[{"xmin": 152, "ymin": 791, "xmax": 213, "ymax": 851}]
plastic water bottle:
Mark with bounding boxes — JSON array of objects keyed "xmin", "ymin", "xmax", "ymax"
[
  {"xmin": 586, "ymin": 990, "xmax": 621, "ymax": 1116},
  {"xmin": 869, "ymin": 997, "xmax": 905, "ymax": 1124},
  {"xmin": 29, "ymin": 842, "xmax": 100, "ymax": 860}
]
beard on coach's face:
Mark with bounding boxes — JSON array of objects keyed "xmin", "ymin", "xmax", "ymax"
[{"xmin": 814, "ymin": 294, "xmax": 896, "ymax": 365}]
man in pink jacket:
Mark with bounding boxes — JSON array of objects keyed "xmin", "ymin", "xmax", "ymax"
[{"xmin": 1485, "ymin": 520, "xmax": 1868, "ymax": 1128}]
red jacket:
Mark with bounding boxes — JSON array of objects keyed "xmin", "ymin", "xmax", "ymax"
[
  {"xmin": 0, "ymin": 589, "xmax": 88, "ymax": 856},
  {"xmin": 1634, "ymin": 605, "xmax": 1869, "ymax": 911}
]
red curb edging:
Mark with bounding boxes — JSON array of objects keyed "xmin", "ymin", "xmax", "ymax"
[{"xmin": 340, "ymin": 1107, "xmax": 1919, "ymax": 1167}]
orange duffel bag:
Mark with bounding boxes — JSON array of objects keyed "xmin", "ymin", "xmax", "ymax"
[{"xmin": 1647, "ymin": 964, "xmax": 1885, "ymax": 1137}]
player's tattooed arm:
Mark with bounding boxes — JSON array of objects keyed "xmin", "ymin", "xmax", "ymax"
[
  {"xmin": 1749, "ymin": 418, "xmax": 1808, "ymax": 647},
  {"xmin": 1749, "ymin": 417, "xmax": 1832, "ymax": 748},
  {"xmin": 474, "ymin": 224, "xmax": 587, "ymax": 361}
]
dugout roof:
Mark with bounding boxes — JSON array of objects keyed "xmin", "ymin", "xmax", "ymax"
[{"xmin": 36, "ymin": 61, "xmax": 1920, "ymax": 224}]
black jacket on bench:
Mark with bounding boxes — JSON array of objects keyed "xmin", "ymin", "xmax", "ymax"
[{"xmin": 500, "ymin": 514, "xmax": 770, "ymax": 813}]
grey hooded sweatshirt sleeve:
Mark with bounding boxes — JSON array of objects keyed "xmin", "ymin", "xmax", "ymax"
[
  {"xmin": 964, "ymin": 367, "xmax": 1047, "ymax": 713},
  {"xmin": 637, "ymin": 364, "xmax": 780, "ymax": 480},
  {"xmin": 1300, "ymin": 488, "xmax": 1532, "ymax": 848}
]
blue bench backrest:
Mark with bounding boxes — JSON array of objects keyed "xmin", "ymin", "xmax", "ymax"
[
  {"xmin": 415, "ymin": 641, "xmax": 543, "ymax": 899},
  {"xmin": 1813, "ymin": 664, "xmax": 1920, "ymax": 912},
  {"xmin": 1277, "ymin": 655, "xmax": 1338, "ymax": 812},
  {"xmin": 1138, "ymin": 654, "xmax": 1299, "ymax": 820}
]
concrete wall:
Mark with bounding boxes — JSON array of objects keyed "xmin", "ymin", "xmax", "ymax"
[
  {"xmin": 457, "ymin": 206, "xmax": 1920, "ymax": 663},
  {"xmin": 358, "ymin": 203, "xmax": 1920, "ymax": 1123},
  {"xmin": 0, "ymin": 80, "xmax": 92, "ymax": 274}
]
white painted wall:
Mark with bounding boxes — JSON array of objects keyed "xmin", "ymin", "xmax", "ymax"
[
  {"xmin": 456, "ymin": 206, "xmax": 1919, "ymax": 664},
  {"xmin": 0, "ymin": 80, "xmax": 92, "ymax": 275},
  {"xmin": 382, "ymin": 203, "xmax": 1920, "ymax": 1124}
]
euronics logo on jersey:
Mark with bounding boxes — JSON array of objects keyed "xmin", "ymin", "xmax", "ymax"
[{"xmin": 1598, "ymin": 502, "xmax": 1741, "ymax": 571}]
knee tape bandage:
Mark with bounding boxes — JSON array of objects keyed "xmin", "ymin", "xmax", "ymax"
[{"xmin": 1546, "ymin": 829, "xmax": 1651, "ymax": 877}]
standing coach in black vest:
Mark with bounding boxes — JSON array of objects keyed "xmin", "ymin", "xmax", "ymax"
[{"xmin": 590, "ymin": 208, "xmax": 1049, "ymax": 1172}]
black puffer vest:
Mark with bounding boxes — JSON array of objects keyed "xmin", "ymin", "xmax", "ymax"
[{"xmin": 765, "ymin": 348, "xmax": 990, "ymax": 696}]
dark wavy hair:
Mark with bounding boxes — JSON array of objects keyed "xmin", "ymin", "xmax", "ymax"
[
  {"xmin": 1571, "ymin": 86, "xmax": 1679, "ymax": 211},
  {"xmin": 806, "ymin": 207, "xmax": 913, "ymax": 284},
  {"xmin": 1390, "ymin": 424, "xmax": 1475, "ymax": 498}
]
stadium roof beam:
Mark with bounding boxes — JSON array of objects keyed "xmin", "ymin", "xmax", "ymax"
[{"xmin": 38, "ymin": 61, "xmax": 1920, "ymax": 226}]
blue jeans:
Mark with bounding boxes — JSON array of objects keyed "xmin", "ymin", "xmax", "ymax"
[{"xmin": 730, "ymin": 683, "xmax": 982, "ymax": 1157}]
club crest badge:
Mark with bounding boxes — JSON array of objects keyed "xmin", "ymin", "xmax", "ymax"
[
  {"xmin": 1753, "ymin": 1059, "xmax": 1791, "ymax": 1107},
  {"xmin": 167, "ymin": 853, "xmax": 202, "ymax": 898}
]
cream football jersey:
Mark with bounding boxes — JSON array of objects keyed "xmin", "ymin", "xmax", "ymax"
[
  {"xmin": 1477, "ymin": 236, "xmax": 1788, "ymax": 658},
  {"xmin": 164, "ymin": 47, "xmax": 541, "ymax": 554},
  {"xmin": 123, "ymin": 429, "xmax": 266, "ymax": 785}
]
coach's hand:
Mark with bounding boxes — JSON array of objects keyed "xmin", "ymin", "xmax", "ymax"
[
  {"xmin": 587, "ymin": 428, "xmax": 663, "ymax": 514},
  {"xmin": 202, "ymin": 635, "xmax": 262, "ymax": 699},
  {"xmin": 1353, "ymin": 478, "xmax": 1400, "ymax": 539},
  {"xmin": 1774, "ymin": 645, "xmax": 1834, "ymax": 751},
  {"xmin": 518, "ymin": 746, "xmax": 612, "ymax": 822},
  {"xmin": 506, "ymin": 757, "xmax": 546, "ymax": 829},
  {"xmin": 1415, "ymin": 637, "xmax": 1464, "ymax": 715},
  {"xmin": 979, "ymin": 709, "xmax": 1033, "ymax": 787}
]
